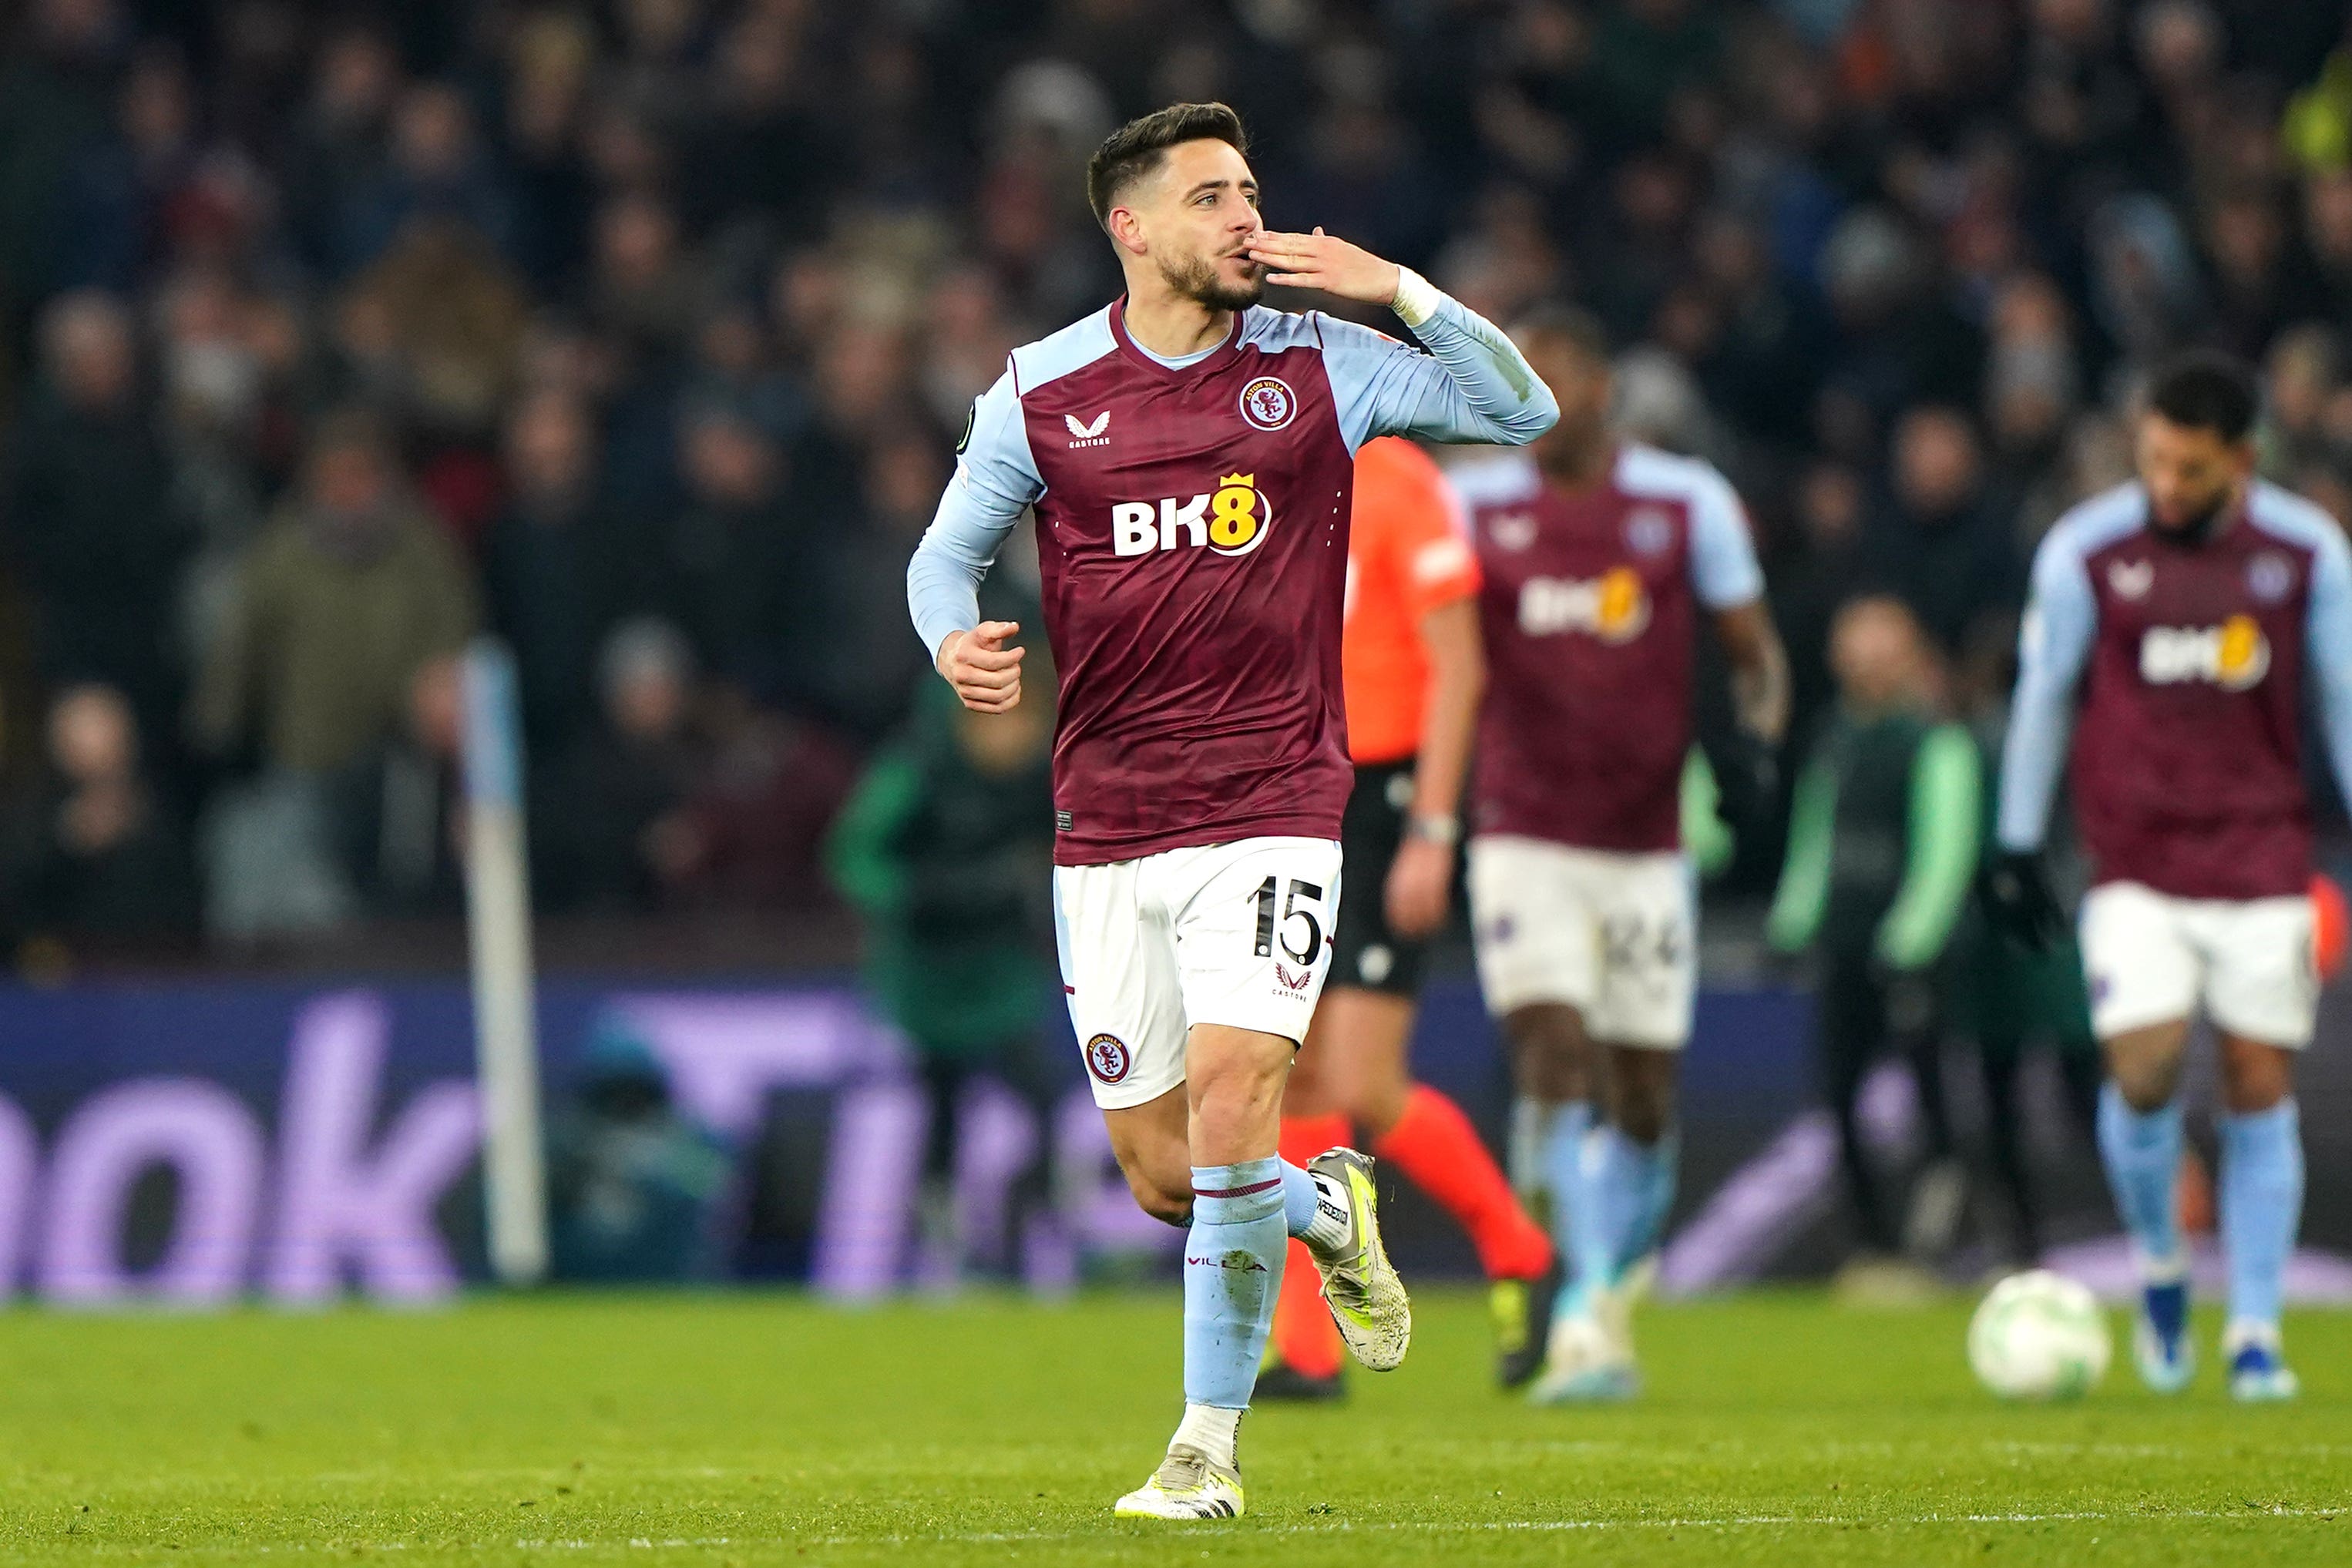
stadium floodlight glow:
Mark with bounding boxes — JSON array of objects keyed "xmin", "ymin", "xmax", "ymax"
[{"xmin": 460, "ymin": 639, "xmax": 549, "ymax": 1287}]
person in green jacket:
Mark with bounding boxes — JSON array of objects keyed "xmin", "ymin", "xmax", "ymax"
[
  {"xmin": 826, "ymin": 676, "xmax": 1060, "ymax": 1280},
  {"xmin": 1767, "ymin": 595, "xmax": 1981, "ymax": 1264}
]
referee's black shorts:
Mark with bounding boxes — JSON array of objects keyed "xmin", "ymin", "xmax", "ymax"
[{"xmin": 1330, "ymin": 758, "xmax": 1430, "ymax": 999}]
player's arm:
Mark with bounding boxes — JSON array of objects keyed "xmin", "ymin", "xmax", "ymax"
[
  {"xmin": 2302, "ymin": 522, "xmax": 2352, "ymax": 809},
  {"xmin": 1877, "ymin": 724, "xmax": 1984, "ymax": 972},
  {"xmin": 907, "ymin": 371, "xmax": 1042, "ymax": 712},
  {"xmin": 1387, "ymin": 594, "xmax": 1482, "ymax": 938},
  {"xmin": 1765, "ymin": 750, "xmax": 1836, "ymax": 953},
  {"xmin": 1692, "ymin": 468, "xmax": 1788, "ymax": 835},
  {"xmin": 1244, "ymin": 228, "xmax": 1557, "ymax": 448},
  {"xmin": 1984, "ymin": 524, "xmax": 2096, "ymax": 946}
]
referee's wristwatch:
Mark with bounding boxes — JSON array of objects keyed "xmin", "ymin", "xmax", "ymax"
[{"xmin": 1404, "ymin": 813, "xmax": 1461, "ymax": 847}]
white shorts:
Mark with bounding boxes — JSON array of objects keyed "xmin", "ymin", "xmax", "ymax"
[
  {"xmin": 1467, "ymin": 835, "xmax": 1695, "ymax": 1049},
  {"xmin": 2078, "ymin": 881, "xmax": 2318, "ymax": 1048},
  {"xmin": 1053, "ymin": 836, "xmax": 1344, "ymax": 1110}
]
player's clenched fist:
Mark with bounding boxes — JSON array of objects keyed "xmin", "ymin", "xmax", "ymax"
[
  {"xmin": 1243, "ymin": 227, "xmax": 1403, "ymax": 307},
  {"xmin": 936, "ymin": 619, "xmax": 1026, "ymax": 712}
]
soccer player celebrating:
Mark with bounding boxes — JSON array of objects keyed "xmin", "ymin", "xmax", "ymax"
[
  {"xmin": 1262, "ymin": 436, "xmax": 1557, "ymax": 1402},
  {"xmin": 1990, "ymin": 353, "xmax": 2352, "ymax": 1402},
  {"xmin": 1458, "ymin": 307, "xmax": 1787, "ymax": 1404},
  {"xmin": 906, "ymin": 103, "xmax": 1557, "ymax": 1517}
]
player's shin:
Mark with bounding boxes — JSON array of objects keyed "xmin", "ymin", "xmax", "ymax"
[
  {"xmin": 2095, "ymin": 1083, "xmax": 2186, "ymax": 1268},
  {"xmin": 1541, "ymin": 1100, "xmax": 1594, "ymax": 1299},
  {"xmin": 2218, "ymin": 1099, "xmax": 2303, "ymax": 1337},
  {"xmin": 1373, "ymin": 1084, "xmax": 1551, "ymax": 1281},
  {"xmin": 1179, "ymin": 1159, "xmax": 1289, "ymax": 1467}
]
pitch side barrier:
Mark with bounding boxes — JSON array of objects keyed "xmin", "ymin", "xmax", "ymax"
[{"xmin": 0, "ymin": 977, "xmax": 2343, "ymax": 1305}]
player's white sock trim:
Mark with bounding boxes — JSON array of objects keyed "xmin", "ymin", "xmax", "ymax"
[
  {"xmin": 1171, "ymin": 1404, "xmax": 1242, "ymax": 1471},
  {"xmin": 1302, "ymin": 1171, "xmax": 1352, "ymax": 1257},
  {"xmin": 2133, "ymin": 1244, "xmax": 2189, "ymax": 1285}
]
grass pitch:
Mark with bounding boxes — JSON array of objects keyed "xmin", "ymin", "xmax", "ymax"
[{"xmin": 0, "ymin": 1290, "xmax": 2343, "ymax": 1566}]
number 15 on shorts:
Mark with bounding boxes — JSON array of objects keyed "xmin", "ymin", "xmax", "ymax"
[{"xmin": 1252, "ymin": 875, "xmax": 1326, "ymax": 965}]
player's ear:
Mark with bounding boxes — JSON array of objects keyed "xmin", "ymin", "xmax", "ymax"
[{"xmin": 1106, "ymin": 203, "xmax": 1149, "ymax": 259}]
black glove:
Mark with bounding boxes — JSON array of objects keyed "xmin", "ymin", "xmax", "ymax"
[
  {"xmin": 1707, "ymin": 725, "xmax": 1780, "ymax": 841},
  {"xmin": 1980, "ymin": 850, "xmax": 2067, "ymax": 952}
]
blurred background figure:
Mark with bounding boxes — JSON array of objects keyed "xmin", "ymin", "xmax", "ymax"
[
  {"xmin": 1768, "ymin": 596, "xmax": 1981, "ymax": 1294},
  {"xmin": 826, "ymin": 677, "xmax": 1060, "ymax": 1285},
  {"xmin": 1, "ymin": 681, "xmax": 194, "ymax": 970},
  {"xmin": 546, "ymin": 1014, "xmax": 733, "ymax": 1284}
]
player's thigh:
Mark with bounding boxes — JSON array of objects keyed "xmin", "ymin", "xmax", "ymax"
[
  {"xmin": 1100, "ymin": 1082, "xmax": 1192, "ymax": 1222},
  {"xmin": 1584, "ymin": 849, "xmax": 1696, "ymax": 1051},
  {"xmin": 2078, "ymin": 881, "xmax": 2201, "ymax": 1043},
  {"xmin": 1468, "ymin": 834, "xmax": 1600, "ymax": 1018},
  {"xmin": 1053, "ymin": 859, "xmax": 1188, "ymax": 1113},
  {"xmin": 2191, "ymin": 895, "xmax": 2319, "ymax": 1051},
  {"xmin": 1163, "ymin": 835, "xmax": 1346, "ymax": 1049}
]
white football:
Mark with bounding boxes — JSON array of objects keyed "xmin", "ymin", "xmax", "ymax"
[{"xmin": 1967, "ymin": 1270, "xmax": 2112, "ymax": 1401}]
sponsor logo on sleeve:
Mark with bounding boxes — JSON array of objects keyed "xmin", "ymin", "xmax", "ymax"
[
  {"xmin": 1238, "ymin": 375, "xmax": 1296, "ymax": 431},
  {"xmin": 1084, "ymin": 1033, "xmax": 1131, "ymax": 1084}
]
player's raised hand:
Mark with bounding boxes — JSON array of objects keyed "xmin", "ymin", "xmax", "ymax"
[
  {"xmin": 937, "ymin": 620, "xmax": 1025, "ymax": 712},
  {"xmin": 1244, "ymin": 227, "xmax": 1403, "ymax": 307}
]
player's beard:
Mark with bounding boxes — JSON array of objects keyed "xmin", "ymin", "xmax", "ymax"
[
  {"xmin": 2154, "ymin": 487, "xmax": 2233, "ymax": 543},
  {"xmin": 1161, "ymin": 247, "xmax": 1264, "ymax": 311}
]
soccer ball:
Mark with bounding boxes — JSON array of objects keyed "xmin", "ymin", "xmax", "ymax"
[{"xmin": 1967, "ymin": 1270, "xmax": 2112, "ymax": 1401}]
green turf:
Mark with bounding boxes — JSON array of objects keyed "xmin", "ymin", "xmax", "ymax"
[{"xmin": 0, "ymin": 1289, "xmax": 2343, "ymax": 1566}]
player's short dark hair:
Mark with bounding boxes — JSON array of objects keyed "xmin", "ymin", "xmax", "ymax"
[
  {"xmin": 2146, "ymin": 351, "xmax": 2258, "ymax": 443},
  {"xmin": 1510, "ymin": 303, "xmax": 1611, "ymax": 365},
  {"xmin": 1085, "ymin": 102, "xmax": 1250, "ymax": 230}
]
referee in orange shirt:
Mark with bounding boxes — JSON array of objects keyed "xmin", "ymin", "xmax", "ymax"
[{"xmin": 1263, "ymin": 437, "xmax": 1558, "ymax": 1400}]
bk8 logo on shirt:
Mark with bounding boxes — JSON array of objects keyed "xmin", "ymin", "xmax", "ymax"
[
  {"xmin": 1517, "ymin": 566, "xmax": 1651, "ymax": 642},
  {"xmin": 2139, "ymin": 615, "xmax": 2270, "ymax": 690},
  {"xmin": 1111, "ymin": 473, "xmax": 1270, "ymax": 559}
]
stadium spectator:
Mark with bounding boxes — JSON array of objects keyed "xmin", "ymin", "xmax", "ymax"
[
  {"xmin": 535, "ymin": 617, "xmax": 705, "ymax": 914},
  {"xmin": 191, "ymin": 408, "xmax": 478, "ymax": 779},
  {"xmin": 484, "ymin": 388, "xmax": 657, "ymax": 757},
  {"xmin": 0, "ymin": 682, "xmax": 195, "ymax": 963},
  {"xmin": 1863, "ymin": 405, "xmax": 2023, "ymax": 673},
  {"xmin": 4, "ymin": 289, "xmax": 185, "ymax": 752}
]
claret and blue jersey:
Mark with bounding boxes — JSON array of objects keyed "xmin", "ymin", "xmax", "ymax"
[
  {"xmin": 908, "ymin": 290, "xmax": 1556, "ymax": 867},
  {"xmin": 1998, "ymin": 478, "xmax": 2352, "ymax": 900}
]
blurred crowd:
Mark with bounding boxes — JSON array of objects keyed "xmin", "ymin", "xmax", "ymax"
[{"xmin": 2, "ymin": 0, "xmax": 2351, "ymax": 967}]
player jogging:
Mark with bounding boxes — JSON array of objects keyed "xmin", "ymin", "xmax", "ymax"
[
  {"xmin": 1262, "ymin": 436, "xmax": 1558, "ymax": 1403},
  {"xmin": 1988, "ymin": 353, "xmax": 2352, "ymax": 1402},
  {"xmin": 1458, "ymin": 308, "xmax": 1787, "ymax": 1404},
  {"xmin": 906, "ymin": 103, "xmax": 1557, "ymax": 1517}
]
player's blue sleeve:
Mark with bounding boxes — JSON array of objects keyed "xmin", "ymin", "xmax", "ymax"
[
  {"xmin": 1687, "ymin": 467, "xmax": 1765, "ymax": 608},
  {"xmin": 1995, "ymin": 528, "xmax": 2098, "ymax": 852},
  {"xmin": 2303, "ymin": 523, "xmax": 2352, "ymax": 810},
  {"xmin": 906, "ymin": 370, "xmax": 1040, "ymax": 658},
  {"xmin": 1322, "ymin": 294, "xmax": 1558, "ymax": 452}
]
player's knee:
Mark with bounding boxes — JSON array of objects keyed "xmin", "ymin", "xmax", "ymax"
[
  {"xmin": 2218, "ymin": 1037, "xmax": 2295, "ymax": 1115},
  {"xmin": 1614, "ymin": 1083, "xmax": 1672, "ymax": 1145},
  {"xmin": 1124, "ymin": 1166, "xmax": 1194, "ymax": 1228}
]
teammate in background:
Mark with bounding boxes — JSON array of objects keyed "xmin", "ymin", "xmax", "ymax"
[
  {"xmin": 906, "ymin": 103, "xmax": 1557, "ymax": 1516},
  {"xmin": 1459, "ymin": 307, "xmax": 1788, "ymax": 1404},
  {"xmin": 1261, "ymin": 437, "xmax": 1557, "ymax": 1403},
  {"xmin": 1989, "ymin": 353, "xmax": 2352, "ymax": 1402}
]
